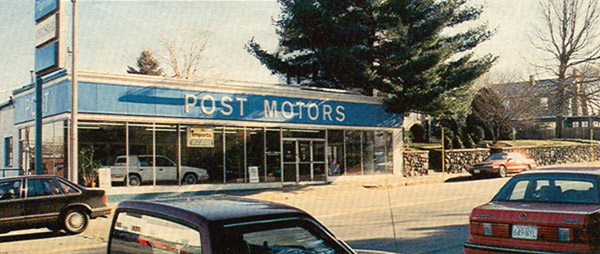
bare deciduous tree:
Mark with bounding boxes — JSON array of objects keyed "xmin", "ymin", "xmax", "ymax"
[
  {"xmin": 159, "ymin": 28, "xmax": 212, "ymax": 79},
  {"xmin": 472, "ymin": 72, "xmax": 543, "ymax": 143},
  {"xmin": 531, "ymin": 0, "xmax": 600, "ymax": 137}
]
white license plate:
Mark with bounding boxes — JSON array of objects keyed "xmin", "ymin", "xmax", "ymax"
[
  {"xmin": 474, "ymin": 169, "xmax": 480, "ymax": 173},
  {"xmin": 512, "ymin": 225, "xmax": 537, "ymax": 240}
]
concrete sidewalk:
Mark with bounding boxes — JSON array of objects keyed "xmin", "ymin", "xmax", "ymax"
[{"xmin": 103, "ymin": 170, "xmax": 471, "ymax": 203}]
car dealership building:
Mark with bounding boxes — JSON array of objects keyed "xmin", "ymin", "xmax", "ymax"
[{"xmin": 0, "ymin": 70, "xmax": 403, "ymax": 187}]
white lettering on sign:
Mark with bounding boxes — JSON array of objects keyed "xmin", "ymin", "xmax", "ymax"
[
  {"xmin": 183, "ymin": 93, "xmax": 346, "ymax": 123},
  {"xmin": 264, "ymin": 100, "xmax": 277, "ymax": 118},
  {"xmin": 220, "ymin": 96, "xmax": 233, "ymax": 116},
  {"xmin": 24, "ymin": 92, "xmax": 51, "ymax": 116},
  {"xmin": 236, "ymin": 97, "xmax": 247, "ymax": 116},
  {"xmin": 200, "ymin": 95, "xmax": 215, "ymax": 115}
]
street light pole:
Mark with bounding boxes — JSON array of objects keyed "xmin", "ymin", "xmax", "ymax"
[{"xmin": 70, "ymin": 0, "xmax": 78, "ymax": 183}]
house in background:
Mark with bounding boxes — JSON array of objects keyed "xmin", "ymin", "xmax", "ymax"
[{"xmin": 492, "ymin": 71, "xmax": 600, "ymax": 139}]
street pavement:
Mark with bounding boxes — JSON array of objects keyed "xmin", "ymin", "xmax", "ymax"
[{"xmin": 1, "ymin": 161, "xmax": 599, "ymax": 253}]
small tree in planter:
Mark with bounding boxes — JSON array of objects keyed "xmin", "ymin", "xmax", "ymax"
[{"xmin": 79, "ymin": 146, "xmax": 101, "ymax": 187}]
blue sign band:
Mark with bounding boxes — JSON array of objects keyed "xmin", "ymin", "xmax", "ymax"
[{"xmin": 14, "ymin": 80, "xmax": 403, "ymax": 128}]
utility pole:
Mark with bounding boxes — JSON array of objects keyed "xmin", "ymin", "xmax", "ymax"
[
  {"xmin": 70, "ymin": 0, "xmax": 79, "ymax": 183},
  {"xmin": 441, "ymin": 127, "xmax": 445, "ymax": 177}
]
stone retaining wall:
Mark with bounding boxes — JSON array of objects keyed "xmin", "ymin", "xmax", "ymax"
[
  {"xmin": 403, "ymin": 150, "xmax": 429, "ymax": 177},
  {"xmin": 429, "ymin": 149, "xmax": 491, "ymax": 174},
  {"xmin": 418, "ymin": 144, "xmax": 600, "ymax": 175},
  {"xmin": 491, "ymin": 145, "xmax": 600, "ymax": 167}
]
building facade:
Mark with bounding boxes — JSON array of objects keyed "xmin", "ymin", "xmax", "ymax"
[{"xmin": 1, "ymin": 70, "xmax": 404, "ymax": 187}]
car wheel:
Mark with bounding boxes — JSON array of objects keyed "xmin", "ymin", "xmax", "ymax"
[
  {"xmin": 128, "ymin": 175, "xmax": 141, "ymax": 186},
  {"xmin": 498, "ymin": 166, "xmax": 507, "ymax": 178},
  {"xmin": 182, "ymin": 173, "xmax": 197, "ymax": 185},
  {"xmin": 62, "ymin": 209, "xmax": 89, "ymax": 234}
]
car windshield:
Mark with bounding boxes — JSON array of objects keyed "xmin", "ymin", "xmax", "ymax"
[
  {"xmin": 220, "ymin": 217, "xmax": 350, "ymax": 254},
  {"xmin": 486, "ymin": 153, "xmax": 507, "ymax": 161},
  {"xmin": 493, "ymin": 173, "xmax": 600, "ymax": 204}
]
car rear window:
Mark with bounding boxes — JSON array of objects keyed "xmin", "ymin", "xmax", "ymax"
[
  {"xmin": 109, "ymin": 212, "xmax": 202, "ymax": 254},
  {"xmin": 493, "ymin": 173, "xmax": 600, "ymax": 204},
  {"xmin": 221, "ymin": 218, "xmax": 349, "ymax": 254}
]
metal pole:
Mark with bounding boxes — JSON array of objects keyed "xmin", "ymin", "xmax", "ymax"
[
  {"xmin": 70, "ymin": 0, "xmax": 79, "ymax": 183},
  {"xmin": 441, "ymin": 127, "xmax": 445, "ymax": 177},
  {"xmin": 35, "ymin": 76, "xmax": 43, "ymax": 175}
]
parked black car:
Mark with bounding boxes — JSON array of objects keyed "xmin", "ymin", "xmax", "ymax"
[
  {"xmin": 0, "ymin": 175, "xmax": 111, "ymax": 235},
  {"xmin": 107, "ymin": 196, "xmax": 358, "ymax": 254}
]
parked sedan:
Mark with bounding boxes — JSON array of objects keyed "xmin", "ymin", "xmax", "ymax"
[
  {"xmin": 469, "ymin": 152, "xmax": 537, "ymax": 178},
  {"xmin": 465, "ymin": 168, "xmax": 600, "ymax": 253},
  {"xmin": 0, "ymin": 175, "xmax": 111, "ymax": 234},
  {"xmin": 107, "ymin": 196, "xmax": 386, "ymax": 254}
]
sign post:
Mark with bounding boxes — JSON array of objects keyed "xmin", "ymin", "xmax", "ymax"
[{"xmin": 34, "ymin": 0, "xmax": 67, "ymax": 176}]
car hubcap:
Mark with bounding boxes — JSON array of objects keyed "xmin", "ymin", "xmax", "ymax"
[{"xmin": 68, "ymin": 213, "xmax": 85, "ymax": 230}]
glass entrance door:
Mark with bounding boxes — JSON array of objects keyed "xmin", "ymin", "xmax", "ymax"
[
  {"xmin": 283, "ymin": 141, "xmax": 297, "ymax": 182},
  {"xmin": 282, "ymin": 139, "xmax": 326, "ymax": 182}
]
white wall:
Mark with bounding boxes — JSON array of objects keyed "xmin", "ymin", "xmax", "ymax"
[{"xmin": 0, "ymin": 105, "xmax": 19, "ymax": 171}]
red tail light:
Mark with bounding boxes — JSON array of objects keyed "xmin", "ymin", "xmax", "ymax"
[{"xmin": 103, "ymin": 195, "xmax": 107, "ymax": 205}]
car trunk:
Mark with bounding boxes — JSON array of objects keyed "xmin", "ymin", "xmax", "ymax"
[{"xmin": 468, "ymin": 201, "xmax": 600, "ymax": 253}]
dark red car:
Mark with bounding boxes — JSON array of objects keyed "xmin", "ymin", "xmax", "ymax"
[
  {"xmin": 465, "ymin": 168, "xmax": 600, "ymax": 253},
  {"xmin": 107, "ymin": 196, "xmax": 360, "ymax": 254},
  {"xmin": 469, "ymin": 152, "xmax": 537, "ymax": 178}
]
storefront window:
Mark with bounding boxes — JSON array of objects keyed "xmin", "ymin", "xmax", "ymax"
[
  {"xmin": 345, "ymin": 131, "xmax": 362, "ymax": 175},
  {"xmin": 246, "ymin": 127, "xmax": 265, "ymax": 182},
  {"xmin": 181, "ymin": 125, "xmax": 224, "ymax": 184},
  {"xmin": 374, "ymin": 131, "xmax": 392, "ymax": 174},
  {"xmin": 225, "ymin": 127, "xmax": 245, "ymax": 183},
  {"xmin": 154, "ymin": 124, "xmax": 178, "ymax": 185},
  {"xmin": 362, "ymin": 131, "xmax": 375, "ymax": 174},
  {"xmin": 327, "ymin": 130, "xmax": 344, "ymax": 176},
  {"xmin": 128, "ymin": 123, "xmax": 155, "ymax": 185},
  {"xmin": 78, "ymin": 121, "xmax": 126, "ymax": 186},
  {"xmin": 41, "ymin": 121, "xmax": 66, "ymax": 177},
  {"xmin": 265, "ymin": 128, "xmax": 281, "ymax": 182}
]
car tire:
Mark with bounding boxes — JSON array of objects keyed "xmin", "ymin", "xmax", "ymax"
[
  {"xmin": 182, "ymin": 173, "xmax": 197, "ymax": 185},
  {"xmin": 128, "ymin": 175, "xmax": 141, "ymax": 186},
  {"xmin": 62, "ymin": 209, "xmax": 89, "ymax": 234},
  {"xmin": 498, "ymin": 166, "xmax": 507, "ymax": 178}
]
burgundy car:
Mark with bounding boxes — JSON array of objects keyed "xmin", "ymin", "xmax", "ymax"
[
  {"xmin": 107, "ymin": 196, "xmax": 360, "ymax": 254},
  {"xmin": 465, "ymin": 168, "xmax": 600, "ymax": 253},
  {"xmin": 469, "ymin": 152, "xmax": 537, "ymax": 178}
]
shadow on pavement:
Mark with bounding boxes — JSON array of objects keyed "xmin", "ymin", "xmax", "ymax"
[
  {"xmin": 444, "ymin": 175, "xmax": 502, "ymax": 183},
  {"xmin": 0, "ymin": 230, "xmax": 68, "ymax": 243},
  {"xmin": 346, "ymin": 224, "xmax": 469, "ymax": 254}
]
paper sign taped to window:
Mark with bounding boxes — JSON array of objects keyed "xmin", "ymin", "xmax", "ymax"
[{"xmin": 187, "ymin": 127, "xmax": 214, "ymax": 148}]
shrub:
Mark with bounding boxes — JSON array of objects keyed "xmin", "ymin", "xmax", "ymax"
[{"xmin": 410, "ymin": 123, "xmax": 427, "ymax": 143}]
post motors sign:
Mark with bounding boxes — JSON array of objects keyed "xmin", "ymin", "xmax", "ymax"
[{"xmin": 34, "ymin": 0, "xmax": 66, "ymax": 75}]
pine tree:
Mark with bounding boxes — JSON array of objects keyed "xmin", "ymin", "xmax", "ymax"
[
  {"xmin": 127, "ymin": 50, "xmax": 164, "ymax": 76},
  {"xmin": 247, "ymin": 0, "xmax": 496, "ymax": 114}
]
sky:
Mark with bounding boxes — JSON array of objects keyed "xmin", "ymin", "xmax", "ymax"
[{"xmin": 0, "ymin": 0, "xmax": 548, "ymax": 102}]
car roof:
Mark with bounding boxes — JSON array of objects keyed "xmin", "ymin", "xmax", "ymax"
[
  {"xmin": 0, "ymin": 174, "xmax": 61, "ymax": 181},
  {"xmin": 116, "ymin": 196, "xmax": 309, "ymax": 223},
  {"xmin": 518, "ymin": 167, "xmax": 600, "ymax": 176}
]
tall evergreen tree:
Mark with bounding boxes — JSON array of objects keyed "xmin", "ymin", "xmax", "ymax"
[
  {"xmin": 247, "ymin": 0, "xmax": 496, "ymax": 114},
  {"xmin": 127, "ymin": 50, "xmax": 164, "ymax": 76}
]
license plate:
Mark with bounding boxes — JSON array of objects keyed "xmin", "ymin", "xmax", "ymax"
[
  {"xmin": 512, "ymin": 225, "xmax": 537, "ymax": 240},
  {"xmin": 474, "ymin": 169, "xmax": 480, "ymax": 173}
]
